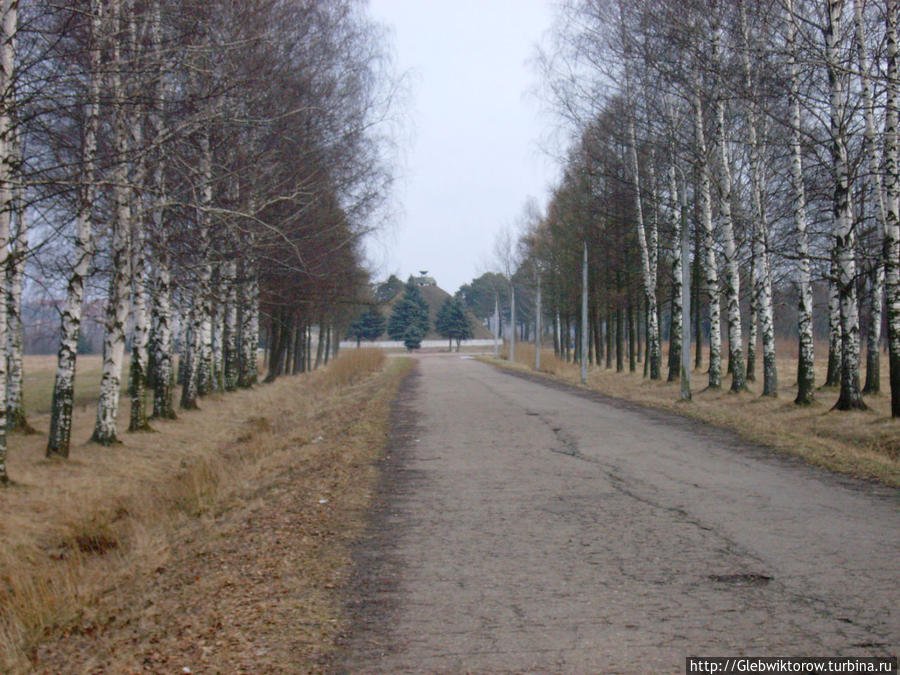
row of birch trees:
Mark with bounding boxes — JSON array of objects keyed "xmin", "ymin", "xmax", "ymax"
[
  {"xmin": 0, "ymin": 0, "xmax": 399, "ymax": 484},
  {"xmin": 510, "ymin": 0, "xmax": 900, "ymax": 415}
]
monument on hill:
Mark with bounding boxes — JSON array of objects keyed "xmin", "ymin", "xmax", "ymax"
[{"xmin": 412, "ymin": 270, "xmax": 436, "ymax": 287}]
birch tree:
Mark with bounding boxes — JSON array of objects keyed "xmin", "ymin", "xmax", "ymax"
[
  {"xmin": 7, "ymin": 113, "xmax": 25, "ymax": 429},
  {"xmin": 666, "ymin": 158, "xmax": 683, "ymax": 384},
  {"xmin": 126, "ymin": 3, "xmax": 150, "ymax": 432},
  {"xmin": 92, "ymin": 0, "xmax": 133, "ymax": 445},
  {"xmin": 193, "ymin": 131, "xmax": 214, "ymax": 398},
  {"xmin": 825, "ymin": 0, "xmax": 865, "ymax": 410},
  {"xmin": 711, "ymin": 19, "xmax": 746, "ymax": 393},
  {"xmin": 852, "ymin": 0, "xmax": 885, "ymax": 395},
  {"xmin": 222, "ymin": 259, "xmax": 238, "ymax": 391},
  {"xmin": 620, "ymin": 2, "xmax": 661, "ymax": 380},
  {"xmin": 883, "ymin": 0, "xmax": 900, "ymax": 416},
  {"xmin": 786, "ymin": 0, "xmax": 816, "ymax": 406},
  {"xmin": 740, "ymin": 0, "xmax": 776, "ymax": 396},
  {"xmin": 693, "ymin": 89, "xmax": 722, "ymax": 389},
  {"xmin": 238, "ymin": 253, "xmax": 259, "ymax": 388},
  {"xmin": 47, "ymin": 0, "xmax": 102, "ymax": 457},
  {"xmin": 0, "ymin": 0, "xmax": 15, "ymax": 482},
  {"xmin": 148, "ymin": 0, "xmax": 175, "ymax": 420}
]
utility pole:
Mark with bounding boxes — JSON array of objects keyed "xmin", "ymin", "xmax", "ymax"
[
  {"xmin": 535, "ymin": 274, "xmax": 542, "ymax": 371},
  {"xmin": 510, "ymin": 282, "xmax": 516, "ymax": 362},
  {"xmin": 581, "ymin": 241, "xmax": 588, "ymax": 384},
  {"xmin": 493, "ymin": 293, "xmax": 499, "ymax": 358}
]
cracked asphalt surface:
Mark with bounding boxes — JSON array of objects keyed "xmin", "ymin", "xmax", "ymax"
[{"xmin": 338, "ymin": 353, "xmax": 900, "ymax": 674}]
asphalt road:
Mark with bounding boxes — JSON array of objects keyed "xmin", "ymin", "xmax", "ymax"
[{"xmin": 339, "ymin": 353, "xmax": 900, "ymax": 674}]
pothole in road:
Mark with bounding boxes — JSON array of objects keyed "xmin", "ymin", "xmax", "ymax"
[{"xmin": 709, "ymin": 573, "xmax": 773, "ymax": 586}]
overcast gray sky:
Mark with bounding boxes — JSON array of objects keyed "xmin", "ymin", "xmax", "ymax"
[{"xmin": 366, "ymin": 0, "xmax": 560, "ymax": 295}]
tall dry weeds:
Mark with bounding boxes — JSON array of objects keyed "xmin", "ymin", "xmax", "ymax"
[
  {"xmin": 320, "ymin": 348, "xmax": 386, "ymax": 387},
  {"xmin": 499, "ymin": 343, "xmax": 580, "ymax": 379}
]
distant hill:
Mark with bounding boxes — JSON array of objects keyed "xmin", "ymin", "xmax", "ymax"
[{"xmin": 383, "ymin": 283, "xmax": 493, "ymax": 340}]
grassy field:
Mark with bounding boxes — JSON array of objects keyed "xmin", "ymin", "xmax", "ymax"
[
  {"xmin": 484, "ymin": 341, "xmax": 900, "ymax": 488},
  {"xmin": 0, "ymin": 348, "xmax": 411, "ymax": 672},
  {"xmin": 20, "ymin": 354, "xmax": 111, "ymax": 417}
]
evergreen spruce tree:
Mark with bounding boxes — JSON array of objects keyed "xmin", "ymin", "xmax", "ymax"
[
  {"xmin": 389, "ymin": 280, "xmax": 430, "ymax": 350},
  {"xmin": 347, "ymin": 306, "xmax": 385, "ymax": 347},
  {"xmin": 403, "ymin": 324, "xmax": 425, "ymax": 352},
  {"xmin": 436, "ymin": 297, "xmax": 474, "ymax": 351}
]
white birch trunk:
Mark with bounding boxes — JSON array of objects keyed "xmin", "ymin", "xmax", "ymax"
[
  {"xmin": 883, "ymin": 0, "xmax": 900, "ymax": 416},
  {"xmin": 92, "ymin": 0, "xmax": 132, "ymax": 445},
  {"xmin": 48, "ymin": 0, "xmax": 101, "ymax": 455},
  {"xmin": 180, "ymin": 298, "xmax": 200, "ymax": 409},
  {"xmin": 0, "ymin": 0, "xmax": 15, "ymax": 480},
  {"xmin": 223, "ymin": 260, "xmax": 238, "ymax": 390},
  {"xmin": 826, "ymin": 257, "xmax": 842, "ymax": 387},
  {"xmin": 853, "ymin": 0, "xmax": 886, "ymax": 396},
  {"xmin": 248, "ymin": 273, "xmax": 259, "ymax": 380},
  {"xmin": 238, "ymin": 257, "xmax": 258, "ymax": 388},
  {"xmin": 147, "ymin": 0, "xmax": 174, "ymax": 419},
  {"xmin": 7, "ymin": 123, "xmax": 26, "ymax": 430},
  {"xmin": 667, "ymin": 161, "xmax": 682, "ymax": 384},
  {"xmin": 755, "ymin": 212, "xmax": 777, "ymax": 396},
  {"xmin": 853, "ymin": 0, "xmax": 888, "ymax": 229},
  {"xmin": 740, "ymin": 2, "xmax": 777, "ymax": 395},
  {"xmin": 195, "ymin": 132, "xmax": 213, "ymax": 396},
  {"xmin": 826, "ymin": 0, "xmax": 865, "ymax": 410},
  {"xmin": 648, "ymin": 153, "xmax": 661, "ymax": 357},
  {"xmin": 863, "ymin": 267, "xmax": 883, "ymax": 393},
  {"xmin": 212, "ymin": 267, "xmax": 224, "ymax": 391},
  {"xmin": 150, "ymin": 255, "xmax": 175, "ymax": 417},
  {"xmin": 712, "ymin": 25, "xmax": 745, "ymax": 393},
  {"xmin": 788, "ymin": 0, "xmax": 815, "ymax": 404},
  {"xmin": 623, "ymin": 51, "xmax": 660, "ymax": 380},
  {"xmin": 197, "ymin": 291, "xmax": 213, "ymax": 393},
  {"xmin": 128, "ymin": 182, "xmax": 150, "ymax": 431},
  {"xmin": 746, "ymin": 248, "xmax": 758, "ymax": 382},
  {"xmin": 127, "ymin": 18, "xmax": 150, "ymax": 432},
  {"xmin": 694, "ymin": 91, "xmax": 722, "ymax": 389},
  {"xmin": 679, "ymin": 171, "xmax": 692, "ymax": 400}
]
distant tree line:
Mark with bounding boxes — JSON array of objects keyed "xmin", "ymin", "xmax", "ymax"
[{"xmin": 346, "ymin": 275, "xmax": 474, "ymax": 352}]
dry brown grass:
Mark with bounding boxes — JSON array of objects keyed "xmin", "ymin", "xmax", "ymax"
[
  {"xmin": 485, "ymin": 341, "xmax": 900, "ymax": 487},
  {"xmin": 0, "ymin": 350, "xmax": 412, "ymax": 672},
  {"xmin": 21, "ymin": 354, "xmax": 109, "ymax": 416},
  {"xmin": 500, "ymin": 343, "xmax": 581, "ymax": 379},
  {"xmin": 320, "ymin": 347, "xmax": 386, "ymax": 387}
]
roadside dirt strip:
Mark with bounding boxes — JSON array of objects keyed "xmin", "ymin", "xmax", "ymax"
[{"xmin": 337, "ymin": 353, "xmax": 900, "ymax": 674}]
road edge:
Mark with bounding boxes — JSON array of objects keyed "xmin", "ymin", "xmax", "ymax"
[
  {"xmin": 482, "ymin": 356, "xmax": 900, "ymax": 497},
  {"xmin": 329, "ymin": 358, "xmax": 422, "ymax": 672}
]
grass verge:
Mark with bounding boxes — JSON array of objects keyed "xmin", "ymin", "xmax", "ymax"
[
  {"xmin": 1, "ymin": 351, "xmax": 413, "ymax": 673},
  {"xmin": 481, "ymin": 343, "xmax": 900, "ymax": 488}
]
